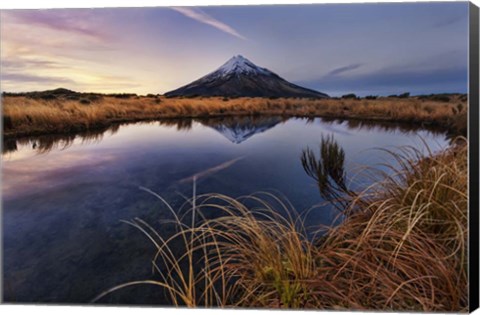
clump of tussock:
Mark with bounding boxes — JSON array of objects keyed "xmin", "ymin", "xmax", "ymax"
[
  {"xmin": 94, "ymin": 140, "xmax": 467, "ymax": 311},
  {"xmin": 312, "ymin": 139, "xmax": 468, "ymax": 311}
]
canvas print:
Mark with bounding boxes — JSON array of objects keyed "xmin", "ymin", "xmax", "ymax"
[{"xmin": 1, "ymin": 2, "xmax": 478, "ymax": 312}]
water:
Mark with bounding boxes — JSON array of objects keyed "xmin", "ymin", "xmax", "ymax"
[{"xmin": 2, "ymin": 116, "xmax": 449, "ymax": 305}]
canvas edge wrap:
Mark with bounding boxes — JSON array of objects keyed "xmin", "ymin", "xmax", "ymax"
[
  {"xmin": 0, "ymin": 2, "xmax": 476, "ymax": 311},
  {"xmin": 469, "ymin": 1, "xmax": 480, "ymax": 313},
  {"xmin": 0, "ymin": 8, "xmax": 4, "ymax": 305}
]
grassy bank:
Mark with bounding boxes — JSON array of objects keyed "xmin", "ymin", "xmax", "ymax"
[
  {"xmin": 95, "ymin": 140, "xmax": 468, "ymax": 311},
  {"xmin": 2, "ymin": 92, "xmax": 467, "ymax": 138}
]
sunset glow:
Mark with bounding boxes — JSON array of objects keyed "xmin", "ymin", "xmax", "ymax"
[{"xmin": 0, "ymin": 3, "xmax": 469, "ymax": 96}]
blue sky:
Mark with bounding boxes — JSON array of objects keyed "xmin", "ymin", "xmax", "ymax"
[{"xmin": 0, "ymin": 2, "xmax": 469, "ymax": 96}]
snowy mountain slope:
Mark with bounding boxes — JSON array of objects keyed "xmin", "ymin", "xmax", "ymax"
[{"xmin": 164, "ymin": 55, "xmax": 328, "ymax": 98}]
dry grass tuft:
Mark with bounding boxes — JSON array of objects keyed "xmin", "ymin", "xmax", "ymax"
[
  {"xmin": 312, "ymin": 140, "xmax": 468, "ymax": 311},
  {"xmin": 94, "ymin": 140, "xmax": 468, "ymax": 311}
]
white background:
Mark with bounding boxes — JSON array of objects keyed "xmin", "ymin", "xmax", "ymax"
[{"xmin": 0, "ymin": 0, "xmax": 479, "ymax": 315}]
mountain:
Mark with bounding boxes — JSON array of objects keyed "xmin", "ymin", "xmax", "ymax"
[
  {"xmin": 164, "ymin": 55, "xmax": 328, "ymax": 98},
  {"xmin": 200, "ymin": 116, "xmax": 284, "ymax": 144}
]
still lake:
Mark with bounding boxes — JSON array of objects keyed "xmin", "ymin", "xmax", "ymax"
[{"xmin": 2, "ymin": 116, "xmax": 449, "ymax": 304}]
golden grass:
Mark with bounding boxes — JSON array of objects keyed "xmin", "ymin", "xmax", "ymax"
[
  {"xmin": 311, "ymin": 141, "xmax": 468, "ymax": 311},
  {"xmin": 3, "ymin": 94, "xmax": 467, "ymax": 138},
  {"xmin": 94, "ymin": 140, "xmax": 468, "ymax": 311}
]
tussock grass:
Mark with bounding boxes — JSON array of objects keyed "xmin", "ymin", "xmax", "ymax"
[
  {"xmin": 3, "ymin": 94, "xmax": 467, "ymax": 138},
  {"xmin": 94, "ymin": 140, "xmax": 468, "ymax": 311},
  {"xmin": 312, "ymin": 140, "xmax": 468, "ymax": 311}
]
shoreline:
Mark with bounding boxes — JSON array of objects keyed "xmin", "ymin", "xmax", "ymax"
[
  {"xmin": 2, "ymin": 94, "xmax": 467, "ymax": 139},
  {"xmin": 3, "ymin": 112, "xmax": 455, "ymax": 140}
]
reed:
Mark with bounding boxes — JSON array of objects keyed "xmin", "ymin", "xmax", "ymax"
[{"xmin": 93, "ymin": 139, "xmax": 468, "ymax": 311}]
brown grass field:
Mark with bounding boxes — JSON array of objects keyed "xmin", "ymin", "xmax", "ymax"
[{"xmin": 2, "ymin": 93, "xmax": 467, "ymax": 138}]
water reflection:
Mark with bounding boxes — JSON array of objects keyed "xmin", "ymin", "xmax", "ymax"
[
  {"xmin": 2, "ymin": 116, "xmax": 450, "ymax": 304},
  {"xmin": 3, "ymin": 138, "xmax": 18, "ymax": 154},
  {"xmin": 3, "ymin": 124, "xmax": 120, "ymax": 155},
  {"xmin": 3, "ymin": 116, "xmax": 447, "ymax": 156},
  {"xmin": 198, "ymin": 116, "xmax": 285, "ymax": 144},
  {"xmin": 301, "ymin": 135, "xmax": 352, "ymax": 212},
  {"xmin": 156, "ymin": 119, "xmax": 193, "ymax": 131},
  {"xmin": 316, "ymin": 117, "xmax": 447, "ymax": 136},
  {"xmin": 158, "ymin": 116, "xmax": 285, "ymax": 143},
  {"xmin": 299, "ymin": 134, "xmax": 377, "ymax": 218}
]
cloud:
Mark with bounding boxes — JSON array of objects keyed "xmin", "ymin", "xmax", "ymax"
[
  {"xmin": 1, "ymin": 66, "xmax": 142, "ymax": 93},
  {"xmin": 2, "ymin": 58, "xmax": 62, "ymax": 70},
  {"xmin": 171, "ymin": 7, "xmax": 246, "ymax": 40},
  {"xmin": 433, "ymin": 14, "xmax": 466, "ymax": 28},
  {"xmin": 297, "ymin": 66, "xmax": 467, "ymax": 96},
  {"xmin": 297, "ymin": 49, "xmax": 468, "ymax": 96},
  {"xmin": 325, "ymin": 63, "xmax": 363, "ymax": 77},
  {"xmin": 5, "ymin": 10, "xmax": 110, "ymax": 41},
  {"xmin": 1, "ymin": 72, "xmax": 75, "ymax": 85}
]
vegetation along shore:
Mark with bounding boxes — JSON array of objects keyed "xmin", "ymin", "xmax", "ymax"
[
  {"xmin": 94, "ymin": 137, "xmax": 468, "ymax": 311},
  {"xmin": 2, "ymin": 88, "xmax": 467, "ymax": 139}
]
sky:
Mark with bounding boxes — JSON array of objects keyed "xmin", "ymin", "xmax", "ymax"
[{"xmin": 0, "ymin": 2, "xmax": 470, "ymax": 96}]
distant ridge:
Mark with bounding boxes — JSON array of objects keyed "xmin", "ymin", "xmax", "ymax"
[{"xmin": 164, "ymin": 55, "xmax": 329, "ymax": 98}]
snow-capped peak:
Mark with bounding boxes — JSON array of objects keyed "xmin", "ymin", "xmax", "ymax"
[
  {"xmin": 214, "ymin": 55, "xmax": 270, "ymax": 77},
  {"xmin": 164, "ymin": 54, "xmax": 329, "ymax": 98}
]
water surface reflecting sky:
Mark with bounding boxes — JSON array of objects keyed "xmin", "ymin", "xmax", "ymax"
[{"xmin": 2, "ymin": 117, "xmax": 449, "ymax": 304}]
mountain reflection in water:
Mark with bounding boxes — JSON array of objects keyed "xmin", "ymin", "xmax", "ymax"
[
  {"xmin": 3, "ymin": 116, "xmax": 447, "ymax": 156},
  {"xmin": 200, "ymin": 116, "xmax": 285, "ymax": 144}
]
